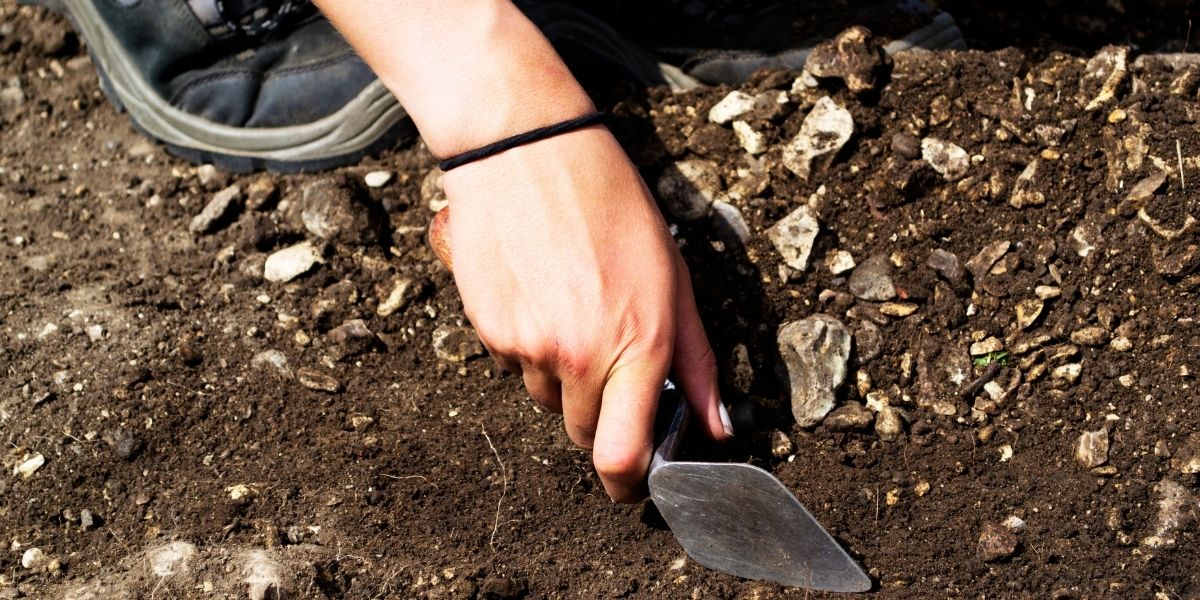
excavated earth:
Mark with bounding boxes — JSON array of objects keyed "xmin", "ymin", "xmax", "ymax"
[{"xmin": 2, "ymin": 2, "xmax": 1200, "ymax": 599}]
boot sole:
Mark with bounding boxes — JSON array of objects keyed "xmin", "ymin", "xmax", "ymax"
[{"xmin": 23, "ymin": 0, "xmax": 414, "ymax": 173}]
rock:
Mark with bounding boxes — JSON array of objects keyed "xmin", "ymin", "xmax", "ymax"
[
  {"xmin": 327, "ymin": 319, "xmax": 379, "ymax": 359},
  {"xmin": 364, "ymin": 170, "xmax": 392, "ymax": 188},
  {"xmin": 432, "ymin": 326, "xmax": 485, "ymax": 363},
  {"xmin": 921, "ymin": 138, "xmax": 970, "ymax": 181},
  {"xmin": 243, "ymin": 550, "xmax": 289, "ymax": 600},
  {"xmin": 875, "ymin": 406, "xmax": 904, "ymax": 441},
  {"xmin": 1125, "ymin": 170, "xmax": 1167, "ymax": 206},
  {"xmin": 853, "ymin": 321, "xmax": 883, "ymax": 363},
  {"xmin": 656, "ymin": 159, "xmax": 722, "ymax": 221},
  {"xmin": 296, "ymin": 368, "xmax": 342, "ymax": 393},
  {"xmin": 732, "ymin": 120, "xmax": 766, "ymax": 155},
  {"xmin": 80, "ymin": 509, "xmax": 96, "ymax": 531},
  {"xmin": 1015, "ymin": 298, "xmax": 1043, "ymax": 330},
  {"xmin": 1139, "ymin": 208, "xmax": 1197, "ymax": 241},
  {"xmin": 770, "ymin": 430, "xmax": 794, "ymax": 457},
  {"xmin": 1009, "ymin": 160, "xmax": 1046, "ymax": 208},
  {"xmin": 711, "ymin": 200, "xmax": 752, "ymax": 247},
  {"xmin": 1075, "ymin": 429, "xmax": 1110, "ymax": 468},
  {"xmin": 13, "ymin": 453, "xmax": 44, "ymax": 478},
  {"xmin": 300, "ymin": 176, "xmax": 384, "ymax": 246},
  {"xmin": 0, "ymin": 77, "xmax": 25, "ymax": 107},
  {"xmin": 825, "ymin": 250, "xmax": 856, "ymax": 275},
  {"xmin": 250, "ymin": 350, "xmax": 292, "ymax": 379},
  {"xmin": 1080, "ymin": 45, "xmax": 1129, "ymax": 111},
  {"xmin": 195, "ymin": 164, "xmax": 222, "ymax": 189},
  {"xmin": 1002, "ymin": 515, "xmax": 1026, "ymax": 533},
  {"xmin": 965, "ymin": 241, "xmax": 1011, "ymax": 282},
  {"xmin": 891, "ymin": 132, "xmax": 922, "ymax": 161},
  {"xmin": 1035, "ymin": 285, "xmax": 1062, "ymax": 299},
  {"xmin": 147, "ymin": 541, "xmax": 197, "ymax": 578},
  {"xmin": 1109, "ymin": 336, "xmax": 1133, "ymax": 352},
  {"xmin": 377, "ymin": 277, "xmax": 422, "ymax": 317},
  {"xmin": 226, "ymin": 483, "xmax": 258, "ymax": 505},
  {"xmin": 927, "ymin": 249, "xmax": 964, "ymax": 284},
  {"xmin": 1052, "ymin": 363, "xmax": 1082, "ymax": 385},
  {"xmin": 21, "ymin": 548, "xmax": 45, "ymax": 570},
  {"xmin": 1174, "ymin": 432, "xmax": 1200, "ymax": 474},
  {"xmin": 969, "ymin": 337, "xmax": 1003, "ymax": 356},
  {"xmin": 880, "ymin": 302, "xmax": 918, "ymax": 317},
  {"xmin": 777, "ymin": 315, "xmax": 851, "ymax": 427},
  {"xmin": 104, "ymin": 428, "xmax": 139, "ymax": 460},
  {"xmin": 1071, "ymin": 326, "xmax": 1109, "ymax": 347},
  {"xmin": 824, "ymin": 402, "xmax": 874, "ymax": 432},
  {"xmin": 189, "ymin": 184, "xmax": 242, "ymax": 234},
  {"xmin": 1141, "ymin": 479, "xmax": 1197, "ymax": 548},
  {"xmin": 766, "ymin": 205, "xmax": 820, "ymax": 272},
  {"xmin": 708, "ymin": 91, "xmax": 757, "ymax": 125},
  {"xmin": 977, "ymin": 522, "xmax": 1019, "ymax": 562},
  {"xmin": 263, "ymin": 242, "xmax": 322, "ymax": 283},
  {"xmin": 848, "ymin": 254, "xmax": 896, "ymax": 301},
  {"xmin": 246, "ymin": 175, "xmax": 280, "ymax": 211},
  {"xmin": 421, "ymin": 168, "xmax": 448, "ymax": 212},
  {"xmin": 781, "ymin": 96, "xmax": 853, "ymax": 180},
  {"xmin": 803, "ymin": 26, "xmax": 889, "ymax": 94},
  {"xmin": 1151, "ymin": 243, "xmax": 1199, "ymax": 277}
]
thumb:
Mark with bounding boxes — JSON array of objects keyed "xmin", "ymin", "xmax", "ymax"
[
  {"xmin": 670, "ymin": 259, "xmax": 733, "ymax": 441},
  {"xmin": 591, "ymin": 358, "xmax": 666, "ymax": 503}
]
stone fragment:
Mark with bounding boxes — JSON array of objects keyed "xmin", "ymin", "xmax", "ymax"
[
  {"xmin": 891, "ymin": 132, "xmax": 922, "ymax": 160},
  {"xmin": 777, "ymin": 315, "xmax": 851, "ymax": 427},
  {"xmin": 770, "ymin": 430, "xmax": 794, "ymax": 457},
  {"xmin": 875, "ymin": 406, "xmax": 904, "ymax": 441},
  {"xmin": 1071, "ymin": 326, "xmax": 1109, "ymax": 347},
  {"xmin": 296, "ymin": 368, "xmax": 342, "ymax": 393},
  {"xmin": 14, "ymin": 453, "xmax": 44, "ymax": 478},
  {"xmin": 263, "ymin": 242, "xmax": 322, "ymax": 283},
  {"xmin": 1141, "ymin": 479, "xmax": 1197, "ymax": 548},
  {"xmin": 656, "ymin": 159, "xmax": 722, "ymax": 221},
  {"xmin": 848, "ymin": 254, "xmax": 897, "ymax": 301},
  {"xmin": 1075, "ymin": 429, "xmax": 1110, "ymax": 468},
  {"xmin": 708, "ymin": 90, "xmax": 757, "ymax": 124},
  {"xmin": 781, "ymin": 96, "xmax": 853, "ymax": 180},
  {"xmin": 1080, "ymin": 45, "xmax": 1129, "ymax": 111},
  {"xmin": 377, "ymin": 277, "xmax": 421, "ymax": 317},
  {"xmin": 825, "ymin": 250, "xmax": 856, "ymax": 275},
  {"xmin": 1125, "ymin": 170, "xmax": 1167, "ymax": 206},
  {"xmin": 977, "ymin": 522, "xmax": 1019, "ymax": 562},
  {"xmin": 1052, "ymin": 363, "xmax": 1082, "ymax": 385},
  {"xmin": 1151, "ymin": 243, "xmax": 1199, "ymax": 277},
  {"xmin": 1015, "ymin": 298, "xmax": 1044, "ymax": 330},
  {"xmin": 301, "ymin": 176, "xmax": 384, "ymax": 246},
  {"xmin": 246, "ymin": 175, "xmax": 279, "ymax": 211},
  {"xmin": 432, "ymin": 326, "xmax": 485, "ymax": 363},
  {"xmin": 853, "ymin": 321, "xmax": 882, "ymax": 363},
  {"xmin": 195, "ymin": 164, "xmax": 221, "ymax": 189},
  {"xmin": 250, "ymin": 349, "xmax": 292, "ymax": 379},
  {"xmin": 422, "ymin": 168, "xmax": 448, "ymax": 212},
  {"xmin": 1035, "ymin": 285, "xmax": 1061, "ymax": 299},
  {"xmin": 21, "ymin": 548, "xmax": 45, "ymax": 570},
  {"xmin": 921, "ymin": 138, "xmax": 970, "ymax": 181},
  {"xmin": 766, "ymin": 205, "xmax": 820, "ymax": 272},
  {"xmin": 1109, "ymin": 337, "xmax": 1133, "ymax": 352},
  {"xmin": 970, "ymin": 337, "xmax": 1003, "ymax": 356},
  {"xmin": 1139, "ymin": 208, "xmax": 1197, "ymax": 240},
  {"xmin": 880, "ymin": 302, "xmax": 918, "ymax": 317},
  {"xmin": 711, "ymin": 200, "xmax": 752, "ymax": 247},
  {"xmin": 803, "ymin": 26, "xmax": 889, "ymax": 94},
  {"xmin": 824, "ymin": 401, "xmax": 874, "ymax": 432},
  {"xmin": 732, "ymin": 120, "xmax": 766, "ymax": 155},
  {"xmin": 364, "ymin": 170, "xmax": 392, "ymax": 188},
  {"xmin": 189, "ymin": 184, "xmax": 242, "ymax": 234},
  {"xmin": 965, "ymin": 241, "xmax": 1011, "ymax": 282},
  {"xmin": 1071, "ymin": 222, "xmax": 1101, "ymax": 257},
  {"xmin": 328, "ymin": 319, "xmax": 379, "ymax": 359},
  {"xmin": 1174, "ymin": 432, "xmax": 1200, "ymax": 474},
  {"xmin": 147, "ymin": 541, "xmax": 197, "ymax": 578},
  {"xmin": 927, "ymin": 249, "xmax": 964, "ymax": 285},
  {"xmin": 1009, "ymin": 160, "xmax": 1046, "ymax": 208}
]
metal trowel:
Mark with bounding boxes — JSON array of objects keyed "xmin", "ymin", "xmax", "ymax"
[{"xmin": 649, "ymin": 382, "xmax": 872, "ymax": 593}]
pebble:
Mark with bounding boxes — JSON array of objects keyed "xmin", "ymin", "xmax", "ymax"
[
  {"xmin": 85, "ymin": 324, "xmax": 104, "ymax": 341},
  {"xmin": 825, "ymin": 250, "xmax": 856, "ymax": 275},
  {"xmin": 0, "ymin": 77, "xmax": 25, "ymax": 107},
  {"xmin": 777, "ymin": 314, "xmax": 851, "ymax": 427},
  {"xmin": 1080, "ymin": 45, "xmax": 1128, "ymax": 111},
  {"xmin": 710, "ymin": 200, "xmax": 752, "ymax": 247},
  {"xmin": 848, "ymin": 254, "xmax": 897, "ymax": 301},
  {"xmin": 1015, "ymin": 298, "xmax": 1044, "ymax": 330},
  {"xmin": 127, "ymin": 140, "xmax": 156, "ymax": 158},
  {"xmin": 965, "ymin": 240, "xmax": 1011, "ymax": 282},
  {"xmin": 1070, "ymin": 326, "xmax": 1109, "ymax": 347},
  {"xmin": 188, "ymin": 184, "xmax": 242, "ymax": 234},
  {"xmin": 1035, "ymin": 285, "xmax": 1061, "ymax": 300},
  {"xmin": 1125, "ymin": 170, "xmax": 1167, "ymax": 205},
  {"xmin": 1071, "ymin": 222, "xmax": 1101, "ymax": 257},
  {"xmin": 250, "ymin": 349, "xmax": 292, "ymax": 379},
  {"xmin": 13, "ymin": 453, "xmax": 44, "ymax": 478},
  {"xmin": 708, "ymin": 91, "xmax": 757, "ymax": 124},
  {"xmin": 432, "ymin": 326, "xmax": 485, "ymax": 363},
  {"xmin": 969, "ymin": 337, "xmax": 1003, "ymax": 356},
  {"xmin": 1002, "ymin": 515, "xmax": 1027, "ymax": 533},
  {"xmin": 328, "ymin": 319, "xmax": 379, "ymax": 359},
  {"xmin": 377, "ymin": 277, "xmax": 421, "ymax": 317},
  {"xmin": 1108, "ymin": 336, "xmax": 1132, "ymax": 352},
  {"xmin": 246, "ymin": 175, "xmax": 280, "ymax": 211},
  {"xmin": 296, "ymin": 368, "xmax": 342, "ymax": 393},
  {"xmin": 147, "ymin": 541, "xmax": 197, "ymax": 578},
  {"xmin": 301, "ymin": 176, "xmax": 384, "ymax": 246},
  {"xmin": 1052, "ymin": 363, "xmax": 1082, "ymax": 385},
  {"xmin": 421, "ymin": 168, "xmax": 448, "ymax": 212},
  {"xmin": 920, "ymin": 138, "xmax": 970, "ymax": 181},
  {"xmin": 880, "ymin": 302, "xmax": 917, "ymax": 317},
  {"xmin": 1141, "ymin": 479, "xmax": 1195, "ymax": 548},
  {"xmin": 732, "ymin": 120, "xmax": 766, "ymax": 155},
  {"xmin": 1009, "ymin": 160, "xmax": 1046, "ymax": 208},
  {"xmin": 803, "ymin": 26, "xmax": 888, "ymax": 94},
  {"xmin": 364, "ymin": 170, "xmax": 393, "ymax": 188},
  {"xmin": 823, "ymin": 401, "xmax": 874, "ymax": 432},
  {"xmin": 1074, "ymin": 429, "xmax": 1110, "ymax": 468},
  {"xmin": 782, "ymin": 96, "xmax": 853, "ymax": 180},
  {"xmin": 80, "ymin": 509, "xmax": 96, "ymax": 530},
  {"xmin": 766, "ymin": 205, "xmax": 820, "ymax": 272},
  {"xmin": 891, "ymin": 132, "xmax": 922, "ymax": 161},
  {"xmin": 263, "ymin": 242, "xmax": 323, "ymax": 283},
  {"xmin": 656, "ymin": 159, "xmax": 722, "ymax": 221},
  {"xmin": 21, "ymin": 548, "xmax": 45, "ymax": 570},
  {"xmin": 195, "ymin": 164, "xmax": 222, "ymax": 189},
  {"xmin": 977, "ymin": 522, "xmax": 1019, "ymax": 562},
  {"xmin": 770, "ymin": 430, "xmax": 794, "ymax": 457},
  {"xmin": 927, "ymin": 249, "xmax": 964, "ymax": 284},
  {"xmin": 875, "ymin": 406, "xmax": 903, "ymax": 441}
]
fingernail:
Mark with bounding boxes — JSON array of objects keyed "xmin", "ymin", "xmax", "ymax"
[{"xmin": 718, "ymin": 402, "xmax": 735, "ymax": 438}]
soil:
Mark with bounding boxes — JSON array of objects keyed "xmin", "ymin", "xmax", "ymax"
[{"xmin": 3, "ymin": 2, "xmax": 1200, "ymax": 599}]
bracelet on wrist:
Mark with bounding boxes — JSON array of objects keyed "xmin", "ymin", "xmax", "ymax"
[{"xmin": 437, "ymin": 112, "xmax": 607, "ymax": 172}]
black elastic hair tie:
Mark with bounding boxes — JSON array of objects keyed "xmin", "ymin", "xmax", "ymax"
[{"xmin": 438, "ymin": 112, "xmax": 607, "ymax": 172}]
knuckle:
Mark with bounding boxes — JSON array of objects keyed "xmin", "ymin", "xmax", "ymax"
[{"xmin": 591, "ymin": 444, "xmax": 647, "ymax": 485}]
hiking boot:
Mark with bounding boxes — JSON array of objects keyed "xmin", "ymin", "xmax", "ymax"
[{"xmin": 24, "ymin": 0, "xmax": 413, "ymax": 172}]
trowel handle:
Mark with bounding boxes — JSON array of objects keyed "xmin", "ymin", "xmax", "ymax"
[{"xmin": 650, "ymin": 380, "xmax": 689, "ymax": 471}]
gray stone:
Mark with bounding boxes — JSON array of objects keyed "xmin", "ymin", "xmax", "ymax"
[
  {"xmin": 781, "ymin": 96, "xmax": 853, "ymax": 180},
  {"xmin": 1125, "ymin": 170, "xmax": 1167, "ymax": 205},
  {"xmin": 965, "ymin": 240, "xmax": 1011, "ymax": 282},
  {"xmin": 195, "ymin": 164, "xmax": 222, "ymax": 190},
  {"xmin": 711, "ymin": 200, "xmax": 752, "ymax": 247},
  {"xmin": 656, "ymin": 159, "xmax": 722, "ymax": 221},
  {"xmin": 246, "ymin": 175, "xmax": 280, "ymax": 211},
  {"xmin": 263, "ymin": 242, "xmax": 322, "ymax": 283},
  {"xmin": 848, "ymin": 254, "xmax": 897, "ymax": 301},
  {"xmin": 777, "ymin": 314, "xmax": 852, "ymax": 427},
  {"xmin": 432, "ymin": 326, "xmax": 485, "ymax": 363},
  {"xmin": 875, "ymin": 406, "xmax": 904, "ymax": 441},
  {"xmin": 1009, "ymin": 160, "xmax": 1046, "ymax": 208},
  {"xmin": 328, "ymin": 319, "xmax": 379, "ymax": 360},
  {"xmin": 80, "ymin": 509, "xmax": 96, "ymax": 531},
  {"xmin": 1075, "ymin": 429, "xmax": 1110, "ymax": 468},
  {"xmin": 921, "ymin": 138, "xmax": 970, "ymax": 181},
  {"xmin": 1071, "ymin": 326, "xmax": 1109, "ymax": 347},
  {"xmin": 927, "ymin": 249, "xmax": 963, "ymax": 284},
  {"xmin": 188, "ymin": 184, "xmax": 241, "ymax": 234},
  {"xmin": 766, "ymin": 205, "xmax": 820, "ymax": 272},
  {"xmin": 251, "ymin": 349, "xmax": 292, "ymax": 379},
  {"xmin": 301, "ymin": 176, "xmax": 383, "ymax": 246}
]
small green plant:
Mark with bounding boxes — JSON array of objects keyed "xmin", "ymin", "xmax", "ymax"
[{"xmin": 973, "ymin": 350, "xmax": 1011, "ymax": 367}]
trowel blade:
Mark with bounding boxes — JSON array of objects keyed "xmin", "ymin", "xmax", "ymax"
[{"xmin": 649, "ymin": 461, "xmax": 871, "ymax": 593}]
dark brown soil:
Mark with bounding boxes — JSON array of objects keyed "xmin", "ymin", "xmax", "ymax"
[{"xmin": 3, "ymin": 3, "xmax": 1200, "ymax": 599}]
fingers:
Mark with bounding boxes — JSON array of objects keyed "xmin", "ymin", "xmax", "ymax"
[
  {"xmin": 670, "ymin": 260, "xmax": 734, "ymax": 441},
  {"xmin": 590, "ymin": 359, "xmax": 667, "ymax": 503},
  {"xmin": 522, "ymin": 367, "xmax": 563, "ymax": 414}
]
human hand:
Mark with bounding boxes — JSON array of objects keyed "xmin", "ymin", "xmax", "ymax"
[{"xmin": 431, "ymin": 126, "xmax": 733, "ymax": 502}]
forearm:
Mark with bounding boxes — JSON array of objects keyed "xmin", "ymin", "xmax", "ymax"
[{"xmin": 314, "ymin": 0, "xmax": 595, "ymax": 157}]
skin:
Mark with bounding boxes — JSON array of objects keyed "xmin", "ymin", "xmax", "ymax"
[{"xmin": 315, "ymin": 0, "xmax": 732, "ymax": 502}]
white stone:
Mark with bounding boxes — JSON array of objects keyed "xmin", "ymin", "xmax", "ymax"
[
  {"xmin": 767, "ymin": 205, "xmax": 820, "ymax": 272},
  {"xmin": 263, "ymin": 242, "xmax": 322, "ymax": 283},
  {"xmin": 147, "ymin": 541, "xmax": 197, "ymax": 578},
  {"xmin": 781, "ymin": 96, "xmax": 853, "ymax": 180},
  {"xmin": 708, "ymin": 91, "xmax": 757, "ymax": 124},
  {"xmin": 21, "ymin": 548, "xmax": 45, "ymax": 570},
  {"xmin": 364, "ymin": 170, "xmax": 392, "ymax": 188},
  {"xmin": 732, "ymin": 120, "xmax": 766, "ymax": 155},
  {"xmin": 14, "ymin": 453, "xmax": 44, "ymax": 478},
  {"xmin": 921, "ymin": 138, "xmax": 970, "ymax": 181},
  {"xmin": 825, "ymin": 250, "xmax": 856, "ymax": 275}
]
